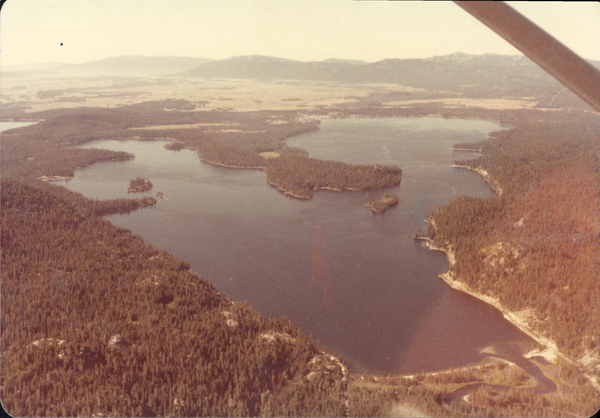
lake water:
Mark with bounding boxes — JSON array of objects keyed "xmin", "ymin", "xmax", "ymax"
[
  {"xmin": 0, "ymin": 121, "xmax": 37, "ymax": 131},
  {"xmin": 62, "ymin": 117, "xmax": 534, "ymax": 375}
]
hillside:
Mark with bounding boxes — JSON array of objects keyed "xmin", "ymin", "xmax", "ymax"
[
  {"xmin": 181, "ymin": 53, "xmax": 569, "ymax": 99},
  {"xmin": 1, "ymin": 179, "xmax": 349, "ymax": 417},
  {"xmin": 429, "ymin": 114, "xmax": 600, "ymax": 375}
]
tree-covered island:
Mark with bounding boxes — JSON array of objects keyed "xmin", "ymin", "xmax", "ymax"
[
  {"xmin": 366, "ymin": 193, "xmax": 399, "ymax": 213},
  {"xmin": 127, "ymin": 177, "xmax": 153, "ymax": 193}
]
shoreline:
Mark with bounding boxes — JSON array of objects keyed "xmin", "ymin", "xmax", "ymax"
[
  {"xmin": 452, "ymin": 147, "xmax": 482, "ymax": 156},
  {"xmin": 199, "ymin": 155, "xmax": 374, "ymax": 200},
  {"xmin": 265, "ymin": 178, "xmax": 312, "ymax": 200},
  {"xmin": 198, "ymin": 156, "xmax": 267, "ymax": 171},
  {"xmin": 1, "ymin": 118, "xmax": 45, "ymax": 123},
  {"xmin": 424, "ymin": 217, "xmax": 600, "ymax": 392},
  {"xmin": 437, "ymin": 252, "xmax": 600, "ymax": 392},
  {"xmin": 317, "ymin": 186, "xmax": 361, "ymax": 192},
  {"xmin": 423, "ymin": 236, "xmax": 568, "ymax": 362},
  {"xmin": 38, "ymin": 175, "xmax": 73, "ymax": 182},
  {"xmin": 452, "ymin": 164, "xmax": 503, "ymax": 197},
  {"xmin": 265, "ymin": 179, "xmax": 378, "ymax": 200}
]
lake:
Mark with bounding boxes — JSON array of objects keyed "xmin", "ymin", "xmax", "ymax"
[
  {"xmin": 1, "ymin": 121, "xmax": 37, "ymax": 131},
  {"xmin": 62, "ymin": 117, "xmax": 534, "ymax": 375}
]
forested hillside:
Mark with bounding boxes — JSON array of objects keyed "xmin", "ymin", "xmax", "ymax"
[
  {"xmin": 1, "ymin": 179, "xmax": 349, "ymax": 417},
  {"xmin": 428, "ymin": 112, "xmax": 600, "ymax": 381}
]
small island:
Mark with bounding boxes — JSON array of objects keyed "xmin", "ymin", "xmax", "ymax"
[
  {"xmin": 127, "ymin": 177, "xmax": 153, "ymax": 193},
  {"xmin": 164, "ymin": 141, "xmax": 184, "ymax": 151},
  {"xmin": 366, "ymin": 193, "xmax": 399, "ymax": 213}
]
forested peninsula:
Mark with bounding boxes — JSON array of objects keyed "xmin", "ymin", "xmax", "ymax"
[{"xmin": 1, "ymin": 102, "xmax": 401, "ymax": 200}]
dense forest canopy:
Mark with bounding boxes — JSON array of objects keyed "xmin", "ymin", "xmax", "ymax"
[
  {"xmin": 429, "ymin": 117, "xmax": 600, "ymax": 361},
  {"xmin": 1, "ymin": 179, "xmax": 350, "ymax": 417},
  {"xmin": 2, "ymin": 60, "xmax": 600, "ymax": 416}
]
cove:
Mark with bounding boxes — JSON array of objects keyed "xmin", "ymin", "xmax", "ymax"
[{"xmin": 62, "ymin": 117, "xmax": 535, "ymax": 375}]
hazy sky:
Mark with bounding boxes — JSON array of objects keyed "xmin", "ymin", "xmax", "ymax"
[{"xmin": 1, "ymin": 1, "xmax": 599, "ymax": 67}]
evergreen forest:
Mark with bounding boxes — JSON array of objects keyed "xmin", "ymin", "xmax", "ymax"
[{"xmin": 2, "ymin": 92, "xmax": 600, "ymax": 417}]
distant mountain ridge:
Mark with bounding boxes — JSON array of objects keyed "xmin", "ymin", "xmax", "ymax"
[
  {"xmin": 3, "ymin": 56, "xmax": 213, "ymax": 76},
  {"xmin": 5, "ymin": 53, "xmax": 599, "ymax": 96},
  {"xmin": 66, "ymin": 55, "xmax": 213, "ymax": 74},
  {"xmin": 425, "ymin": 52, "xmax": 529, "ymax": 65},
  {"xmin": 322, "ymin": 58, "xmax": 369, "ymax": 65},
  {"xmin": 180, "ymin": 54, "xmax": 364, "ymax": 82},
  {"xmin": 180, "ymin": 53, "xmax": 565, "ymax": 95}
]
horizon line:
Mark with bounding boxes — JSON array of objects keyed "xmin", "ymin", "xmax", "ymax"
[{"xmin": 3, "ymin": 51, "xmax": 535, "ymax": 69}]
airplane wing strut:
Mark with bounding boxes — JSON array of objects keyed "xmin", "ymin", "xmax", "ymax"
[{"xmin": 455, "ymin": 1, "xmax": 600, "ymax": 113}]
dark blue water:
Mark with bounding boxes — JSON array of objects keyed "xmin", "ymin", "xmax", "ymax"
[{"xmin": 62, "ymin": 117, "xmax": 534, "ymax": 375}]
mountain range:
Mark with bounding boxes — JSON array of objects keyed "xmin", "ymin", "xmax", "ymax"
[
  {"xmin": 5, "ymin": 53, "xmax": 600, "ymax": 100},
  {"xmin": 179, "ymin": 53, "xmax": 565, "ymax": 97}
]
